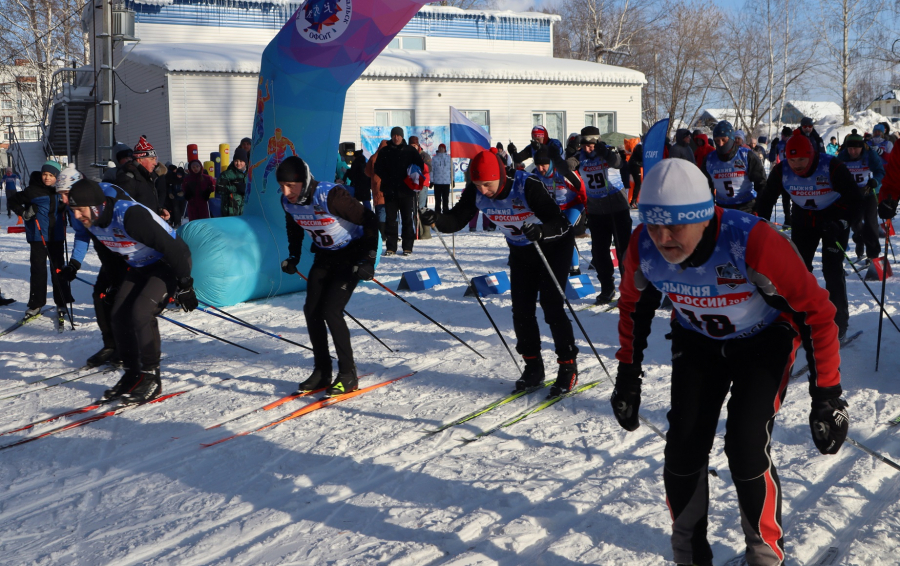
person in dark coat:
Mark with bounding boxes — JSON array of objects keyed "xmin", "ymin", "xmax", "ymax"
[
  {"xmin": 800, "ymin": 116, "xmax": 826, "ymax": 154},
  {"xmin": 115, "ymin": 137, "xmax": 170, "ymax": 221},
  {"xmin": 669, "ymin": 129, "xmax": 696, "ymax": 163},
  {"xmin": 167, "ymin": 166, "xmax": 186, "ymax": 227},
  {"xmin": 346, "ymin": 150, "xmax": 372, "ymax": 210},
  {"xmin": 373, "ymin": 126, "xmax": 424, "ymax": 255},
  {"xmin": 218, "ymin": 147, "xmax": 249, "ymax": 217},
  {"xmin": 183, "ymin": 160, "xmax": 214, "ymax": 221},
  {"xmin": 8, "ymin": 161, "xmax": 73, "ymax": 319},
  {"xmin": 628, "ymin": 143, "xmax": 643, "ymax": 208}
]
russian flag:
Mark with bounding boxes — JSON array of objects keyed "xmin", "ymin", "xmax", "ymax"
[{"xmin": 450, "ymin": 106, "xmax": 491, "ymax": 159}]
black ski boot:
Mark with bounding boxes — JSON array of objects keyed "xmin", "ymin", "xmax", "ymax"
[
  {"xmin": 548, "ymin": 359, "xmax": 578, "ymax": 397},
  {"xmin": 56, "ymin": 307, "xmax": 66, "ymax": 333},
  {"xmin": 120, "ymin": 367, "xmax": 162, "ymax": 404},
  {"xmin": 594, "ymin": 288, "xmax": 615, "ymax": 305},
  {"xmin": 297, "ymin": 368, "xmax": 332, "ymax": 392},
  {"xmin": 326, "ymin": 368, "xmax": 359, "ymax": 397},
  {"xmin": 102, "ymin": 370, "xmax": 141, "ymax": 402},
  {"xmin": 514, "ymin": 355, "xmax": 545, "ymax": 392},
  {"xmin": 86, "ymin": 347, "xmax": 120, "ymax": 368}
]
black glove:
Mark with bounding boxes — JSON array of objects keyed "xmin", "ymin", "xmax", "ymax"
[
  {"xmin": 610, "ymin": 365, "xmax": 643, "ymax": 431},
  {"xmin": 825, "ymin": 219, "xmax": 849, "ymax": 241},
  {"xmin": 878, "ymin": 198, "xmax": 898, "ymax": 220},
  {"xmin": 867, "ymin": 178, "xmax": 879, "ymax": 189},
  {"xmin": 57, "ymin": 259, "xmax": 81, "ymax": 283},
  {"xmin": 530, "ymin": 139, "xmax": 542, "ymax": 151},
  {"xmin": 353, "ymin": 250, "xmax": 377, "ymax": 281},
  {"xmin": 281, "ymin": 257, "xmax": 299, "ymax": 275},
  {"xmin": 174, "ymin": 277, "xmax": 198, "ymax": 313},
  {"xmin": 507, "ymin": 142, "xmax": 517, "ymax": 155},
  {"xmin": 522, "ymin": 223, "xmax": 543, "ymax": 242},
  {"xmin": 809, "ymin": 397, "xmax": 849, "ymax": 455},
  {"xmin": 419, "ymin": 208, "xmax": 437, "ymax": 226}
]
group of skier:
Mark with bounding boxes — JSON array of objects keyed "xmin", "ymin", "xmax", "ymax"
[{"xmin": 4, "ymin": 116, "xmax": 898, "ymax": 566}]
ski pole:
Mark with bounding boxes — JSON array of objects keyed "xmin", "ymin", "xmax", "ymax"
[
  {"xmin": 845, "ymin": 436, "xmax": 900, "ymax": 472},
  {"xmin": 836, "ymin": 241, "xmax": 900, "ymax": 335},
  {"xmin": 368, "ymin": 276, "xmax": 485, "ymax": 359},
  {"xmin": 883, "ymin": 221, "xmax": 896, "ymax": 263},
  {"xmin": 531, "ymin": 240, "xmax": 665, "ymax": 440},
  {"xmin": 34, "ymin": 218, "xmax": 75, "ymax": 330},
  {"xmin": 875, "ymin": 232, "xmax": 891, "ymax": 371},
  {"xmin": 158, "ymin": 314, "xmax": 260, "ymax": 354},
  {"xmin": 73, "ymin": 275, "xmax": 198, "ymax": 336},
  {"xmin": 434, "ymin": 229, "xmax": 520, "ymax": 373},
  {"xmin": 294, "ymin": 272, "xmax": 394, "ymax": 352},
  {"xmin": 196, "ymin": 300, "xmax": 316, "ymax": 353}
]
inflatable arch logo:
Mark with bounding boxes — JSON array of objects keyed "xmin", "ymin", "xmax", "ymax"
[{"xmin": 180, "ymin": 0, "xmax": 431, "ymax": 307}]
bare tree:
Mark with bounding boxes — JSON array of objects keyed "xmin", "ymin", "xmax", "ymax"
[
  {"xmin": 816, "ymin": 0, "xmax": 886, "ymax": 125},
  {"xmin": 553, "ymin": 0, "xmax": 660, "ymax": 67}
]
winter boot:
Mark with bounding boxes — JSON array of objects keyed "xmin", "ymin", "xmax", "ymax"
[
  {"xmin": 514, "ymin": 355, "xmax": 545, "ymax": 392},
  {"xmin": 56, "ymin": 307, "xmax": 66, "ymax": 333},
  {"xmin": 595, "ymin": 288, "xmax": 616, "ymax": 305},
  {"xmin": 297, "ymin": 368, "xmax": 332, "ymax": 392},
  {"xmin": 548, "ymin": 359, "xmax": 578, "ymax": 397},
  {"xmin": 24, "ymin": 307, "xmax": 41, "ymax": 319},
  {"xmin": 326, "ymin": 368, "xmax": 359, "ymax": 397},
  {"xmin": 87, "ymin": 347, "xmax": 121, "ymax": 368},
  {"xmin": 101, "ymin": 370, "xmax": 141, "ymax": 402},
  {"xmin": 120, "ymin": 367, "xmax": 162, "ymax": 404},
  {"xmin": 0, "ymin": 295, "xmax": 15, "ymax": 306}
]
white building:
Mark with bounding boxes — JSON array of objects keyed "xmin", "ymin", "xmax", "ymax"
[
  {"xmin": 70, "ymin": 1, "xmax": 645, "ymax": 172},
  {"xmin": 867, "ymin": 90, "xmax": 900, "ymax": 120}
]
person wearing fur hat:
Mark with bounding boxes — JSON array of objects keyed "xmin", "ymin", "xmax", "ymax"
[
  {"xmin": 217, "ymin": 147, "xmax": 248, "ymax": 217},
  {"xmin": 756, "ymin": 131, "xmax": 864, "ymax": 340},
  {"xmin": 116, "ymin": 136, "xmax": 170, "ymax": 221},
  {"xmin": 702, "ymin": 121, "xmax": 767, "ymax": 214},
  {"xmin": 420, "ymin": 148, "xmax": 579, "ymax": 398},
  {"xmin": 8, "ymin": 159, "xmax": 73, "ymax": 328},
  {"xmin": 67, "ymin": 178, "xmax": 196, "ymax": 404},
  {"xmin": 837, "ymin": 131, "xmax": 885, "ymax": 272},
  {"xmin": 612, "ymin": 158, "xmax": 847, "ymax": 566},
  {"xmin": 278, "ymin": 155, "xmax": 380, "ymax": 397},
  {"xmin": 567, "ymin": 125, "xmax": 627, "ymax": 304}
]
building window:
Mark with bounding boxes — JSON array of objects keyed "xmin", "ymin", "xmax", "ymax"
[
  {"xmin": 585, "ymin": 112, "xmax": 616, "ymax": 135},
  {"xmin": 875, "ymin": 107, "xmax": 881, "ymax": 114},
  {"xmin": 460, "ymin": 110, "xmax": 489, "ymax": 132},
  {"xmin": 532, "ymin": 111, "xmax": 565, "ymax": 142},
  {"xmin": 893, "ymin": 106, "xmax": 900, "ymax": 114},
  {"xmin": 1, "ymin": 100, "xmax": 11, "ymax": 110},
  {"xmin": 387, "ymin": 36, "xmax": 426, "ymax": 50},
  {"xmin": 0, "ymin": 84, "xmax": 11, "ymax": 94},
  {"xmin": 375, "ymin": 109, "xmax": 413, "ymax": 127},
  {"xmin": 1, "ymin": 116, "xmax": 10, "ymax": 125}
]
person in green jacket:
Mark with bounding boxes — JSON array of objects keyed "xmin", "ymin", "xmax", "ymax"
[{"xmin": 218, "ymin": 147, "xmax": 248, "ymax": 217}]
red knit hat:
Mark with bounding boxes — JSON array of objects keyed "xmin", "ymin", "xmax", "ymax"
[
  {"xmin": 469, "ymin": 148, "xmax": 503, "ymax": 182},
  {"xmin": 133, "ymin": 136, "xmax": 156, "ymax": 159},
  {"xmin": 785, "ymin": 131, "xmax": 813, "ymax": 159}
]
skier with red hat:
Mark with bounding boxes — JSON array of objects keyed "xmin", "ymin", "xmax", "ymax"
[
  {"xmin": 755, "ymin": 130, "xmax": 864, "ymax": 340},
  {"xmin": 419, "ymin": 148, "xmax": 579, "ymax": 397},
  {"xmin": 507, "ymin": 125, "xmax": 566, "ymax": 166}
]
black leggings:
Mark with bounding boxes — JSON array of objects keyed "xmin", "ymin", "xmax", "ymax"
[
  {"xmin": 852, "ymin": 190, "xmax": 881, "ymax": 259},
  {"xmin": 27, "ymin": 240, "xmax": 71, "ymax": 309},
  {"xmin": 664, "ymin": 323, "xmax": 797, "ymax": 566},
  {"xmin": 791, "ymin": 220, "xmax": 850, "ymax": 332},
  {"xmin": 111, "ymin": 263, "xmax": 176, "ymax": 373},
  {"xmin": 433, "ymin": 184, "xmax": 451, "ymax": 214},
  {"xmin": 508, "ymin": 235, "xmax": 577, "ymax": 360},
  {"xmin": 587, "ymin": 210, "xmax": 633, "ymax": 294},
  {"xmin": 94, "ymin": 264, "xmax": 127, "ymax": 349},
  {"xmin": 304, "ymin": 259, "xmax": 359, "ymax": 374}
]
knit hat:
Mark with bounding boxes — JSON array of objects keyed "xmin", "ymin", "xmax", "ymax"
[
  {"xmin": 713, "ymin": 121, "xmax": 734, "ymax": 140},
  {"xmin": 41, "ymin": 160, "xmax": 61, "ymax": 177},
  {"xmin": 734, "ymin": 130, "xmax": 746, "ymax": 140},
  {"xmin": 785, "ymin": 133, "xmax": 814, "ymax": 159},
  {"xmin": 533, "ymin": 147, "xmax": 552, "ymax": 165},
  {"xmin": 232, "ymin": 147, "xmax": 249, "ymax": 162},
  {"xmin": 844, "ymin": 133, "xmax": 865, "ymax": 148},
  {"xmin": 55, "ymin": 165, "xmax": 83, "ymax": 193},
  {"xmin": 133, "ymin": 136, "xmax": 156, "ymax": 159},
  {"xmin": 531, "ymin": 126, "xmax": 548, "ymax": 143},
  {"xmin": 800, "ymin": 116, "xmax": 814, "ymax": 127},
  {"xmin": 276, "ymin": 155, "xmax": 314, "ymax": 203},
  {"xmin": 469, "ymin": 148, "xmax": 504, "ymax": 183},
  {"xmin": 580, "ymin": 126, "xmax": 601, "ymax": 144},
  {"xmin": 68, "ymin": 179, "xmax": 106, "ymax": 208},
  {"xmin": 874, "ymin": 123, "xmax": 886, "ymax": 133},
  {"xmin": 638, "ymin": 159, "xmax": 714, "ymax": 225},
  {"xmin": 781, "ymin": 126, "xmax": 793, "ymax": 137},
  {"xmin": 390, "ymin": 126, "xmax": 404, "ymax": 138}
]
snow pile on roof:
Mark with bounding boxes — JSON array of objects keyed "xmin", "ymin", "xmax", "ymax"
[
  {"xmin": 125, "ymin": 42, "xmax": 647, "ymax": 85},
  {"xmin": 786, "ymin": 100, "xmax": 843, "ymax": 121},
  {"xmin": 362, "ymin": 51, "xmax": 646, "ymax": 85},
  {"xmin": 872, "ymin": 89, "xmax": 899, "ymax": 102},
  {"xmin": 417, "ymin": 5, "xmax": 561, "ymax": 22},
  {"xmin": 817, "ymin": 109, "xmax": 894, "ymax": 142}
]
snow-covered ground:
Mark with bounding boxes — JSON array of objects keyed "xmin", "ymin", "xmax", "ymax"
[{"xmin": 0, "ymin": 205, "xmax": 899, "ymax": 566}]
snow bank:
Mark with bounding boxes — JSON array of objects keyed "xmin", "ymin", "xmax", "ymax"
[{"xmin": 817, "ymin": 109, "xmax": 893, "ymax": 143}]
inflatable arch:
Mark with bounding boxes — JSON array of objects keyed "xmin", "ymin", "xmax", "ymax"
[{"xmin": 180, "ymin": 0, "xmax": 431, "ymax": 306}]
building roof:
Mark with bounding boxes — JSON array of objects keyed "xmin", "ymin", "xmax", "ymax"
[
  {"xmin": 696, "ymin": 109, "xmax": 752, "ymax": 123},
  {"xmin": 126, "ymin": 42, "xmax": 647, "ymax": 85},
  {"xmin": 416, "ymin": 5, "xmax": 561, "ymax": 22},
  {"xmin": 785, "ymin": 100, "xmax": 843, "ymax": 120}
]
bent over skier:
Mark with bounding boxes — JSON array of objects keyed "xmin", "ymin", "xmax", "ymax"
[
  {"xmin": 610, "ymin": 159, "xmax": 848, "ymax": 566},
  {"xmin": 420, "ymin": 148, "xmax": 578, "ymax": 397},
  {"xmin": 68, "ymin": 179, "xmax": 197, "ymax": 403},
  {"xmin": 278, "ymin": 156, "xmax": 380, "ymax": 397}
]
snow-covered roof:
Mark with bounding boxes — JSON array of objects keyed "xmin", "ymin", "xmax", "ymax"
[
  {"xmin": 697, "ymin": 108, "xmax": 751, "ymax": 122},
  {"xmin": 873, "ymin": 90, "xmax": 898, "ymax": 101},
  {"xmin": 126, "ymin": 42, "xmax": 647, "ymax": 85},
  {"xmin": 130, "ymin": 0, "xmax": 296, "ymax": 5},
  {"xmin": 785, "ymin": 100, "xmax": 843, "ymax": 120},
  {"xmin": 416, "ymin": 6, "xmax": 561, "ymax": 22}
]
